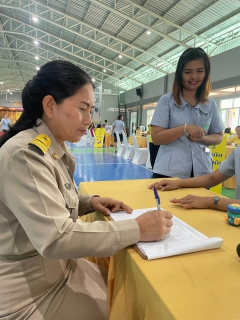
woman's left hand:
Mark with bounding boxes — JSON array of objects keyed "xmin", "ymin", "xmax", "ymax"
[{"xmin": 90, "ymin": 197, "xmax": 133, "ymax": 216}]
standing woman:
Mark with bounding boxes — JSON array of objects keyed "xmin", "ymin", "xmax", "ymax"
[
  {"xmin": 151, "ymin": 47, "xmax": 224, "ymax": 179},
  {"xmin": 1, "ymin": 113, "xmax": 11, "ymax": 133},
  {"xmin": 112, "ymin": 114, "xmax": 126, "ymax": 153},
  {"xmin": 0, "ymin": 60, "xmax": 173, "ymax": 319}
]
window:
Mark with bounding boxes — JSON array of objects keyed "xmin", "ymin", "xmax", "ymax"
[
  {"xmin": 146, "ymin": 109, "xmax": 155, "ymax": 127},
  {"xmin": 220, "ymin": 98, "xmax": 240, "ymax": 129},
  {"xmin": 220, "ymin": 99, "xmax": 233, "ymax": 109}
]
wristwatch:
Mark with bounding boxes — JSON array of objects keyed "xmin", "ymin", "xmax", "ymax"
[{"xmin": 213, "ymin": 196, "xmax": 220, "ymax": 210}]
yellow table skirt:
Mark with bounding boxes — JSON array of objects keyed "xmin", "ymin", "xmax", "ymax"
[
  {"xmin": 104, "ymin": 132, "xmax": 114, "ymax": 147},
  {"xmin": 128, "ymin": 135, "xmax": 147, "ymax": 148}
]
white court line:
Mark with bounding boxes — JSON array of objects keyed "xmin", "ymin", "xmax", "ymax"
[{"xmin": 75, "ymin": 163, "xmax": 152, "ymax": 171}]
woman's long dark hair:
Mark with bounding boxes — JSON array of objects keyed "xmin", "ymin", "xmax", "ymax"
[
  {"xmin": 0, "ymin": 60, "xmax": 94, "ymax": 147},
  {"xmin": 172, "ymin": 47, "xmax": 211, "ymax": 105}
]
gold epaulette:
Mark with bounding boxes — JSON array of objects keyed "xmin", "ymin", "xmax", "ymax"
[{"xmin": 28, "ymin": 134, "xmax": 51, "ymax": 155}]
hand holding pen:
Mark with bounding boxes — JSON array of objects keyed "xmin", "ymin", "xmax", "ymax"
[{"xmin": 136, "ymin": 187, "xmax": 173, "ymax": 241}]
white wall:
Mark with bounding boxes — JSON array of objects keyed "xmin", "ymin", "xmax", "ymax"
[
  {"xmin": 210, "ymin": 46, "xmax": 240, "ymax": 83},
  {"xmin": 0, "ymin": 92, "xmax": 22, "ymax": 107}
]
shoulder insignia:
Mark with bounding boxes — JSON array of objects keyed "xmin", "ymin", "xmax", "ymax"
[{"xmin": 28, "ymin": 134, "xmax": 51, "ymax": 155}]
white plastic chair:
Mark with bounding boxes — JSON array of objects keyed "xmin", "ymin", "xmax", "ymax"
[
  {"xmin": 146, "ymin": 135, "xmax": 152, "ymax": 169},
  {"xmin": 75, "ymin": 135, "xmax": 87, "ymax": 146},
  {"xmin": 122, "ymin": 132, "xmax": 135, "ymax": 160},
  {"xmin": 131, "ymin": 133, "xmax": 148, "ymax": 165},
  {"xmin": 86, "ymin": 129, "xmax": 95, "ymax": 146},
  {"xmin": 116, "ymin": 132, "xmax": 126, "ymax": 156}
]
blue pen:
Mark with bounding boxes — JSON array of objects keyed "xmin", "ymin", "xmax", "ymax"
[{"xmin": 153, "ymin": 187, "xmax": 161, "ymax": 210}]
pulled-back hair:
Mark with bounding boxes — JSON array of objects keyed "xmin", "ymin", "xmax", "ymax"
[
  {"xmin": 117, "ymin": 114, "xmax": 123, "ymax": 120},
  {"xmin": 0, "ymin": 60, "xmax": 94, "ymax": 147},
  {"xmin": 172, "ymin": 47, "xmax": 211, "ymax": 105}
]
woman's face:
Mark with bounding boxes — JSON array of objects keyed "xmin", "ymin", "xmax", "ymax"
[
  {"xmin": 49, "ymin": 83, "xmax": 94, "ymax": 144},
  {"xmin": 181, "ymin": 59, "xmax": 205, "ymax": 92}
]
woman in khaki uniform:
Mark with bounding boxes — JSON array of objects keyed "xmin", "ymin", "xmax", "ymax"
[{"xmin": 0, "ymin": 60, "xmax": 173, "ymax": 320}]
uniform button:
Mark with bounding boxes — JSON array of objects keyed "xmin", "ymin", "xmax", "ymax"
[
  {"xmin": 192, "ymin": 151, "xmax": 194, "ymax": 155},
  {"xmin": 64, "ymin": 183, "xmax": 71, "ymax": 190},
  {"xmin": 52, "ymin": 153, "xmax": 59, "ymax": 160}
]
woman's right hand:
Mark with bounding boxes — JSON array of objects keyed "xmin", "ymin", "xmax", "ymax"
[
  {"xmin": 136, "ymin": 210, "xmax": 173, "ymax": 242},
  {"xmin": 185, "ymin": 124, "xmax": 206, "ymax": 138},
  {"xmin": 148, "ymin": 179, "xmax": 180, "ymax": 191}
]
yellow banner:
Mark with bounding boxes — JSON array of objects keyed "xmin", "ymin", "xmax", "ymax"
[
  {"xmin": 209, "ymin": 134, "xmax": 228, "ymax": 194},
  {"xmin": 94, "ymin": 128, "xmax": 105, "ymax": 148}
]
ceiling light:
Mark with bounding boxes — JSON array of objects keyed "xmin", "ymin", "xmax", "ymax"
[
  {"xmin": 0, "ymin": 82, "xmax": 3, "ymax": 84},
  {"xmin": 119, "ymin": 55, "xmax": 122, "ymax": 58},
  {"xmin": 7, "ymin": 89, "xmax": 9, "ymax": 92},
  {"xmin": 146, "ymin": 31, "xmax": 151, "ymax": 35},
  {"xmin": 10, "ymin": 92, "xmax": 12, "ymax": 95},
  {"xmin": 32, "ymin": 16, "xmax": 39, "ymax": 22},
  {"xmin": 36, "ymin": 66, "xmax": 40, "ymax": 70},
  {"xmin": 92, "ymin": 78, "xmax": 95, "ymax": 82},
  {"xmin": 34, "ymin": 40, "xmax": 39, "ymax": 45},
  {"xmin": 103, "ymin": 69, "xmax": 106, "ymax": 72},
  {"xmin": 35, "ymin": 56, "xmax": 39, "ymax": 60}
]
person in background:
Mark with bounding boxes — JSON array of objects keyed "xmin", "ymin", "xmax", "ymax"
[
  {"xmin": 224, "ymin": 127, "xmax": 231, "ymax": 134},
  {"xmin": 227, "ymin": 125, "xmax": 240, "ymax": 146},
  {"xmin": 88, "ymin": 122, "xmax": 95, "ymax": 137},
  {"xmin": 112, "ymin": 114, "xmax": 126, "ymax": 154},
  {"xmin": 148, "ymin": 141, "xmax": 240, "ymax": 211},
  {"xmin": 1, "ymin": 113, "xmax": 11, "ymax": 133},
  {"xmin": 147, "ymin": 124, "xmax": 160, "ymax": 170},
  {"xmin": 0, "ymin": 60, "xmax": 173, "ymax": 320},
  {"xmin": 150, "ymin": 47, "xmax": 224, "ymax": 179},
  {"xmin": 135, "ymin": 126, "xmax": 141, "ymax": 136},
  {"xmin": 104, "ymin": 120, "xmax": 111, "ymax": 132}
]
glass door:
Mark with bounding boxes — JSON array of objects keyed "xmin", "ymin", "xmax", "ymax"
[{"xmin": 130, "ymin": 111, "xmax": 137, "ymax": 135}]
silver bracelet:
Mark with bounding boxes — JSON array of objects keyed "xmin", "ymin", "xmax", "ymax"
[{"xmin": 184, "ymin": 123, "xmax": 188, "ymax": 135}]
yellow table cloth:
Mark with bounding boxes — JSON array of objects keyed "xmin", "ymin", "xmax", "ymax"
[
  {"xmin": 104, "ymin": 132, "xmax": 114, "ymax": 147},
  {"xmin": 79, "ymin": 179, "xmax": 240, "ymax": 320},
  {"xmin": 128, "ymin": 135, "xmax": 147, "ymax": 148}
]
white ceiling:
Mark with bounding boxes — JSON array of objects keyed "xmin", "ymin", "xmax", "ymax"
[{"xmin": 0, "ymin": 0, "xmax": 240, "ymax": 94}]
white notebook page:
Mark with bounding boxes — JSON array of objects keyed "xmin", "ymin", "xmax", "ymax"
[{"xmin": 110, "ymin": 208, "xmax": 223, "ymax": 260}]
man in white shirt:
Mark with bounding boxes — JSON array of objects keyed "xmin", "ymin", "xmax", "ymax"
[{"xmin": 112, "ymin": 115, "xmax": 126, "ymax": 153}]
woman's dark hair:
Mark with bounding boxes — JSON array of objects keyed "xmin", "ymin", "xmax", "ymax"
[
  {"xmin": 0, "ymin": 60, "xmax": 94, "ymax": 147},
  {"xmin": 117, "ymin": 114, "xmax": 123, "ymax": 120},
  {"xmin": 224, "ymin": 127, "xmax": 231, "ymax": 134},
  {"xmin": 172, "ymin": 47, "xmax": 211, "ymax": 105}
]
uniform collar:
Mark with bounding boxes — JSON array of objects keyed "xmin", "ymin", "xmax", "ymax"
[
  {"xmin": 33, "ymin": 119, "xmax": 73, "ymax": 161},
  {"xmin": 174, "ymin": 94, "xmax": 211, "ymax": 114}
]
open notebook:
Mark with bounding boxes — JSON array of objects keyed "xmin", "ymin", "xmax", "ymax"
[{"xmin": 110, "ymin": 208, "xmax": 223, "ymax": 260}]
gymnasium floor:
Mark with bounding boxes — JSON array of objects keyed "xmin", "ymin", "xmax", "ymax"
[
  {"xmin": 67, "ymin": 143, "xmax": 235, "ymax": 199},
  {"xmin": 66, "ymin": 143, "xmax": 153, "ymax": 187}
]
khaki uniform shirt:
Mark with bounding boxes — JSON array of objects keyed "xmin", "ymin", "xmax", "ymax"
[{"xmin": 0, "ymin": 120, "xmax": 139, "ymax": 319}]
